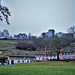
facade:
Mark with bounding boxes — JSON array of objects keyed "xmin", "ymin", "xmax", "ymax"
[
  {"xmin": 46, "ymin": 29, "xmax": 55, "ymax": 37},
  {"xmin": 7, "ymin": 49, "xmax": 35, "ymax": 65},
  {"xmin": 60, "ymin": 47, "xmax": 75, "ymax": 60},
  {"xmin": 33, "ymin": 50, "xmax": 58, "ymax": 61},
  {"xmin": 41, "ymin": 29, "xmax": 55, "ymax": 38}
]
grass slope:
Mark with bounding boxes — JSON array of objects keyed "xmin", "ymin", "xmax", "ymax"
[
  {"xmin": 0, "ymin": 61, "xmax": 75, "ymax": 75},
  {"xmin": 0, "ymin": 40, "xmax": 16, "ymax": 57},
  {"xmin": 0, "ymin": 40, "xmax": 16, "ymax": 50}
]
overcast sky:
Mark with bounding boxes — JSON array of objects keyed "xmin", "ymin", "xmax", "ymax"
[{"xmin": 1, "ymin": 0, "xmax": 75, "ymax": 36}]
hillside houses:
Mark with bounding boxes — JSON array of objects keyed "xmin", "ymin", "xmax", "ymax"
[
  {"xmin": 0, "ymin": 47, "xmax": 75, "ymax": 65},
  {"xmin": 0, "ymin": 49, "xmax": 35, "ymax": 65}
]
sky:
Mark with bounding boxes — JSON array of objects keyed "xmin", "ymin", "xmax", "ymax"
[{"xmin": 0, "ymin": 0, "xmax": 75, "ymax": 36}]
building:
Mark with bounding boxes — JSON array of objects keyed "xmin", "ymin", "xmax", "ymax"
[
  {"xmin": 60, "ymin": 47, "xmax": 75, "ymax": 60},
  {"xmin": 2, "ymin": 29, "xmax": 9, "ymax": 37},
  {"xmin": 46, "ymin": 29, "xmax": 55, "ymax": 37},
  {"xmin": 33, "ymin": 50, "xmax": 58, "ymax": 61},
  {"xmin": 14, "ymin": 33, "xmax": 27, "ymax": 39},
  {"xmin": 41, "ymin": 29, "xmax": 55, "ymax": 38},
  {"xmin": 7, "ymin": 49, "xmax": 35, "ymax": 65}
]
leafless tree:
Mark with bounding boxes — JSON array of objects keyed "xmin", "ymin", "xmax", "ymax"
[
  {"xmin": 50, "ymin": 35, "xmax": 73, "ymax": 60},
  {"xmin": 68, "ymin": 25, "xmax": 75, "ymax": 33},
  {"xmin": 0, "ymin": 2, "xmax": 11, "ymax": 24}
]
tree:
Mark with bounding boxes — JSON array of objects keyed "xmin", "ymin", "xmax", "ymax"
[
  {"xmin": 68, "ymin": 25, "xmax": 75, "ymax": 39},
  {"xmin": 0, "ymin": 1, "xmax": 11, "ymax": 24},
  {"xmin": 50, "ymin": 35, "xmax": 73, "ymax": 60},
  {"xmin": 68, "ymin": 25, "xmax": 75, "ymax": 33},
  {"xmin": 16, "ymin": 40, "xmax": 36, "ymax": 51}
]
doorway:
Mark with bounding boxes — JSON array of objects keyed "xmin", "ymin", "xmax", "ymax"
[{"xmin": 11, "ymin": 60, "xmax": 14, "ymax": 64}]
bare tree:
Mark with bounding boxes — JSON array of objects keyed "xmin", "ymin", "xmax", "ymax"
[
  {"xmin": 68, "ymin": 25, "xmax": 75, "ymax": 33},
  {"xmin": 16, "ymin": 40, "xmax": 36, "ymax": 51},
  {"xmin": 0, "ymin": 1, "xmax": 11, "ymax": 24},
  {"xmin": 68, "ymin": 25, "xmax": 75, "ymax": 39},
  {"xmin": 50, "ymin": 35, "xmax": 73, "ymax": 60}
]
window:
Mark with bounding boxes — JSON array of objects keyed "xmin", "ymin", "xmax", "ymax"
[
  {"xmin": 22, "ymin": 60, "xmax": 24, "ymax": 63},
  {"xmin": 54, "ymin": 55, "xmax": 55, "ymax": 57},
  {"xmin": 27, "ymin": 61, "xmax": 29, "ymax": 63},
  {"xmin": 71, "ymin": 52, "xmax": 73, "ymax": 55},
  {"xmin": 70, "ymin": 52, "xmax": 71, "ymax": 55},
  {"xmin": 11, "ymin": 57, "xmax": 13, "ymax": 58},
  {"xmin": 18, "ymin": 60, "xmax": 20, "ymax": 63},
  {"xmin": 39, "ymin": 55, "xmax": 40, "ymax": 57},
  {"xmin": 43, "ymin": 52, "xmax": 45, "ymax": 54},
  {"xmin": 15, "ymin": 57, "xmax": 16, "ymax": 59},
  {"xmin": 65, "ymin": 52, "xmax": 67, "ymax": 55},
  {"xmin": 62, "ymin": 53, "xmax": 64, "ymax": 55},
  {"xmin": 68, "ymin": 52, "xmax": 70, "ymax": 55},
  {"xmin": 46, "ymin": 52, "xmax": 49, "ymax": 54},
  {"xmin": 64, "ymin": 53, "xmax": 65, "ymax": 55},
  {"xmin": 37, "ymin": 52, "xmax": 39, "ymax": 54},
  {"xmin": 42, "ymin": 55, "xmax": 45, "ymax": 57},
  {"xmin": 63, "ymin": 56, "xmax": 70, "ymax": 59},
  {"xmin": 18, "ymin": 57, "xmax": 20, "ymax": 58},
  {"xmin": 72, "ymin": 56, "xmax": 75, "ymax": 59},
  {"xmin": 73, "ymin": 52, "xmax": 75, "ymax": 55}
]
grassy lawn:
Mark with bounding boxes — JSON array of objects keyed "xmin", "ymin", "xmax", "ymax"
[{"xmin": 0, "ymin": 61, "xmax": 75, "ymax": 75}]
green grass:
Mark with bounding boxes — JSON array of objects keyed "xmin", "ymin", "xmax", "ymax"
[
  {"xmin": 17, "ymin": 61, "xmax": 75, "ymax": 66},
  {"xmin": 0, "ymin": 40, "xmax": 16, "ymax": 44},
  {"xmin": 0, "ymin": 61, "xmax": 75, "ymax": 75}
]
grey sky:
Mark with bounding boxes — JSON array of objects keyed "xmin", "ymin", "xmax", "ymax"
[{"xmin": 1, "ymin": 0, "xmax": 75, "ymax": 36}]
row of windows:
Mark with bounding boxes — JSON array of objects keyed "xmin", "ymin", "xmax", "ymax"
[
  {"xmin": 35, "ymin": 55, "xmax": 56, "ymax": 57},
  {"xmin": 62, "ymin": 52, "xmax": 75, "ymax": 55},
  {"xmin": 18, "ymin": 60, "xmax": 29, "ymax": 63},
  {"xmin": 11, "ymin": 57, "xmax": 25, "ymax": 58},
  {"xmin": 63, "ymin": 56, "xmax": 75, "ymax": 59},
  {"xmin": 18, "ymin": 60, "xmax": 24, "ymax": 63},
  {"xmin": 10, "ymin": 57, "xmax": 35, "ymax": 60},
  {"xmin": 10, "ymin": 57, "xmax": 31, "ymax": 59},
  {"xmin": 36, "ymin": 52, "xmax": 52, "ymax": 54}
]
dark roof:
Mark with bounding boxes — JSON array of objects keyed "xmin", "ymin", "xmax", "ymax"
[
  {"xmin": 61, "ymin": 47, "xmax": 75, "ymax": 52},
  {"xmin": 8, "ymin": 49, "xmax": 35, "ymax": 57}
]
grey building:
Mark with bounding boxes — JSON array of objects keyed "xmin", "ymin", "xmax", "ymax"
[{"xmin": 41, "ymin": 29, "xmax": 55, "ymax": 38}]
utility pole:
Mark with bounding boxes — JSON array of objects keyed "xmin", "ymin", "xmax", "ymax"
[{"xmin": 45, "ymin": 46, "xmax": 46, "ymax": 62}]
